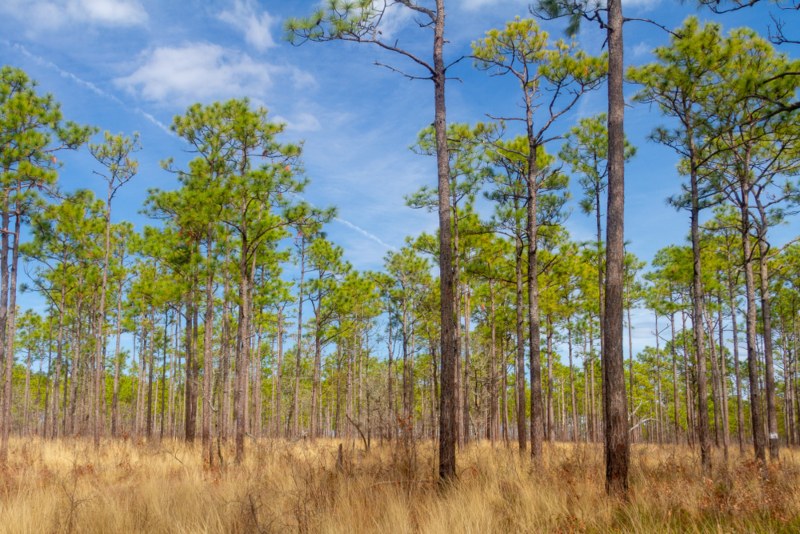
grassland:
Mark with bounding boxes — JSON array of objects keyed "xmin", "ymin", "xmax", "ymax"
[{"xmin": 0, "ymin": 437, "xmax": 797, "ymax": 533}]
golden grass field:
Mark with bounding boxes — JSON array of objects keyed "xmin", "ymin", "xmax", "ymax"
[{"xmin": 0, "ymin": 437, "xmax": 797, "ymax": 533}]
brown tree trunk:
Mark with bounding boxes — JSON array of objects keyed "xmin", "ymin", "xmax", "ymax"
[
  {"xmin": 670, "ymin": 310, "xmax": 680, "ymax": 445},
  {"xmin": 275, "ymin": 309, "xmax": 285, "ymax": 437},
  {"xmin": 740, "ymin": 199, "xmax": 767, "ymax": 463},
  {"xmin": 603, "ymin": 0, "xmax": 630, "ymax": 497},
  {"xmin": 293, "ymin": 236, "xmax": 305, "ymax": 438},
  {"xmin": 568, "ymin": 320, "xmax": 578, "ymax": 442},
  {"xmin": 689, "ymin": 159, "xmax": 711, "ymax": 472},
  {"xmin": 1, "ymin": 206, "xmax": 21, "ymax": 462},
  {"xmin": 202, "ymin": 233, "xmax": 215, "ymax": 463},
  {"xmin": 755, "ymin": 220, "xmax": 779, "ymax": 461},
  {"xmin": 514, "ymin": 230, "xmax": 527, "ymax": 452},
  {"xmin": 111, "ymin": 281, "xmax": 123, "ymax": 438},
  {"xmin": 433, "ymin": 0, "xmax": 458, "ymax": 483},
  {"xmin": 489, "ymin": 281, "xmax": 498, "ymax": 443},
  {"xmin": 463, "ymin": 287, "xmax": 471, "ymax": 444},
  {"xmin": 234, "ymin": 243, "xmax": 252, "ymax": 463}
]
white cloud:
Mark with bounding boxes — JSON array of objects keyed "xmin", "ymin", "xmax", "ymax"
[
  {"xmin": 625, "ymin": 0, "xmax": 661, "ymax": 9},
  {"xmin": 274, "ymin": 112, "xmax": 322, "ymax": 133},
  {"xmin": 8, "ymin": 41, "xmax": 173, "ymax": 135},
  {"xmin": 115, "ymin": 42, "xmax": 276, "ymax": 106},
  {"xmin": 460, "ymin": 0, "xmax": 526, "ymax": 11},
  {"xmin": 0, "ymin": 0, "xmax": 147, "ymax": 31},
  {"xmin": 217, "ymin": 0, "xmax": 277, "ymax": 52},
  {"xmin": 631, "ymin": 41, "xmax": 652, "ymax": 59},
  {"xmin": 70, "ymin": 0, "xmax": 148, "ymax": 26},
  {"xmin": 374, "ymin": 1, "xmax": 414, "ymax": 40}
]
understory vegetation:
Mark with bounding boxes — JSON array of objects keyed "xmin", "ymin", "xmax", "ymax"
[{"xmin": 0, "ymin": 438, "xmax": 798, "ymax": 533}]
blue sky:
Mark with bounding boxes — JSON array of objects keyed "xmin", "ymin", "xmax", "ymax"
[{"xmin": 0, "ymin": 0, "xmax": 796, "ymax": 354}]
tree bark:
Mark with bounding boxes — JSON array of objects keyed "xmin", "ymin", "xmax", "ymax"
[
  {"xmin": 435, "ymin": 0, "xmax": 457, "ymax": 482},
  {"xmin": 603, "ymin": 0, "xmax": 630, "ymax": 497}
]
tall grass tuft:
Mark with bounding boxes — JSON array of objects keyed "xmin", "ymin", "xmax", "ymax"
[{"xmin": 0, "ymin": 438, "xmax": 797, "ymax": 533}]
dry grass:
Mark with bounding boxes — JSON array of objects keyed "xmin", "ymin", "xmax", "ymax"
[{"xmin": 0, "ymin": 437, "xmax": 798, "ymax": 533}]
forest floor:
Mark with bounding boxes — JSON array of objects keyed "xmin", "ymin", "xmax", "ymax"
[{"xmin": 0, "ymin": 437, "xmax": 797, "ymax": 533}]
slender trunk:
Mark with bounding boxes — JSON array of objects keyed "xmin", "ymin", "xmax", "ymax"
[
  {"xmin": 740, "ymin": 195, "xmax": 766, "ymax": 463},
  {"xmin": 160, "ymin": 312, "xmax": 168, "ymax": 440},
  {"xmin": 755, "ymin": 217, "xmax": 779, "ymax": 461},
  {"xmin": 93, "ymin": 196, "xmax": 112, "ymax": 450},
  {"xmin": 489, "ymin": 281, "xmax": 498, "ymax": 443},
  {"xmin": 706, "ymin": 306, "xmax": 722, "ymax": 448},
  {"xmin": 23, "ymin": 349, "xmax": 31, "ymax": 435},
  {"xmin": 202, "ymin": 233, "xmax": 215, "ymax": 462},
  {"xmin": 386, "ymin": 313, "xmax": 394, "ymax": 441},
  {"xmin": 111, "ymin": 279, "xmax": 123, "ymax": 437},
  {"xmin": 730, "ymin": 286, "xmax": 744, "ymax": 453},
  {"xmin": 293, "ymin": 236, "xmax": 305, "ymax": 438},
  {"xmin": 604, "ymin": 0, "xmax": 630, "ymax": 496},
  {"xmin": 275, "ymin": 309, "xmax": 284, "ymax": 437},
  {"xmin": 501, "ymin": 335, "xmax": 509, "ymax": 445},
  {"xmin": 514, "ymin": 229, "xmax": 527, "ymax": 452},
  {"xmin": 568, "ymin": 320, "xmax": 577, "ymax": 442},
  {"xmin": 689, "ymin": 159, "xmax": 711, "ymax": 472},
  {"xmin": 311, "ymin": 288, "xmax": 323, "ymax": 440},
  {"xmin": 234, "ymin": 239, "xmax": 252, "ymax": 463},
  {"xmin": 184, "ymin": 290, "xmax": 198, "ymax": 442},
  {"xmin": 221, "ymin": 266, "xmax": 232, "ymax": 440},
  {"xmin": 147, "ymin": 318, "xmax": 155, "ymax": 439},
  {"xmin": 0, "ymin": 189, "xmax": 10, "ymax": 460},
  {"xmin": 626, "ymin": 291, "xmax": 634, "ymax": 439},
  {"xmin": 433, "ymin": 0, "xmax": 457, "ymax": 482},
  {"xmin": 717, "ymin": 294, "xmax": 730, "ymax": 461},
  {"xmin": 525, "ymin": 112, "xmax": 544, "ymax": 460},
  {"xmin": 546, "ymin": 315, "xmax": 554, "ymax": 443},
  {"xmin": 463, "ymin": 287, "xmax": 471, "ymax": 444},
  {"xmin": 1, "ymin": 207, "xmax": 21, "ymax": 461},
  {"xmin": 670, "ymin": 311, "xmax": 680, "ymax": 445}
]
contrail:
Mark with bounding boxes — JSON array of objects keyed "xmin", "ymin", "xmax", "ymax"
[
  {"xmin": 334, "ymin": 217, "xmax": 398, "ymax": 252},
  {"xmin": 4, "ymin": 41, "xmax": 398, "ymax": 254},
  {"xmin": 6, "ymin": 41, "xmax": 174, "ymax": 137},
  {"xmin": 288, "ymin": 193, "xmax": 398, "ymax": 252}
]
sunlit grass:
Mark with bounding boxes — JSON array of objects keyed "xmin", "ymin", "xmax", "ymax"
[{"xmin": 0, "ymin": 437, "xmax": 797, "ymax": 533}]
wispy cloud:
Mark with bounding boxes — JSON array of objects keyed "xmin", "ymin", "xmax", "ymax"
[
  {"xmin": 218, "ymin": 0, "xmax": 277, "ymax": 52},
  {"xmin": 75, "ymin": 0, "xmax": 148, "ymax": 26},
  {"xmin": 334, "ymin": 217, "xmax": 398, "ymax": 252},
  {"xmin": 0, "ymin": 0, "xmax": 147, "ymax": 33},
  {"xmin": 115, "ymin": 43, "xmax": 316, "ymax": 108},
  {"xmin": 115, "ymin": 43, "xmax": 273, "ymax": 106},
  {"xmin": 6, "ymin": 41, "xmax": 172, "ymax": 136},
  {"xmin": 631, "ymin": 41, "xmax": 652, "ymax": 60},
  {"xmin": 274, "ymin": 112, "xmax": 322, "ymax": 133}
]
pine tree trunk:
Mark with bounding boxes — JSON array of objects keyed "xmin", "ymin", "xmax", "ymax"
[
  {"xmin": 546, "ymin": 316, "xmax": 554, "ymax": 443},
  {"xmin": 568, "ymin": 320, "xmax": 578, "ymax": 442},
  {"xmin": 275, "ymin": 310, "xmax": 284, "ymax": 438},
  {"xmin": 386, "ymin": 316, "xmax": 395, "ymax": 441},
  {"xmin": 603, "ymin": 0, "xmax": 630, "ymax": 497},
  {"xmin": 463, "ymin": 287, "xmax": 471, "ymax": 444},
  {"xmin": 1, "ymin": 205, "xmax": 21, "ymax": 461},
  {"xmin": 689, "ymin": 160, "xmax": 711, "ymax": 471},
  {"xmin": 489, "ymin": 281, "xmax": 498, "ymax": 443},
  {"xmin": 434, "ymin": 0, "xmax": 457, "ymax": 483},
  {"xmin": 202, "ymin": 234, "xmax": 215, "ymax": 462},
  {"xmin": 740, "ymin": 197, "xmax": 767, "ymax": 463},
  {"xmin": 514, "ymin": 230, "xmax": 527, "ymax": 452},
  {"xmin": 756, "ymin": 223, "xmax": 779, "ymax": 461},
  {"xmin": 717, "ymin": 297, "xmax": 730, "ymax": 461},
  {"xmin": 293, "ymin": 237, "xmax": 305, "ymax": 438},
  {"xmin": 234, "ymin": 244, "xmax": 252, "ymax": 463}
]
